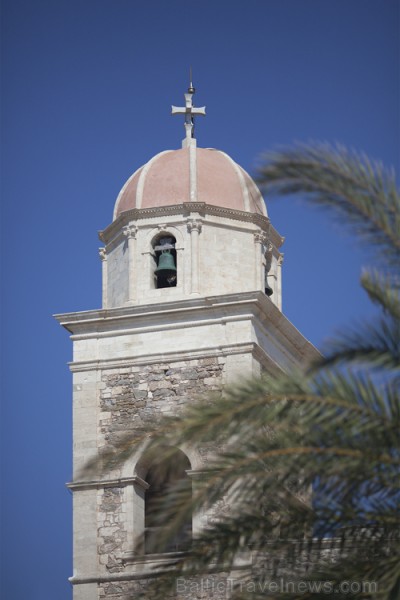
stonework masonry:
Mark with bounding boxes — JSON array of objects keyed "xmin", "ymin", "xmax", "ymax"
[
  {"xmin": 67, "ymin": 355, "xmax": 231, "ymax": 600},
  {"xmin": 98, "ymin": 572, "xmax": 230, "ymax": 600},
  {"xmin": 99, "ymin": 357, "xmax": 224, "ymax": 452},
  {"xmin": 96, "ymin": 357, "xmax": 225, "ymax": 580}
]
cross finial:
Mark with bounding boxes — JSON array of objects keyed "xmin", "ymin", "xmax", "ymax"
[{"xmin": 171, "ymin": 72, "xmax": 206, "ymax": 147}]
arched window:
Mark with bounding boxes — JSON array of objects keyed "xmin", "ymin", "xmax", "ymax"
[
  {"xmin": 144, "ymin": 448, "xmax": 192, "ymax": 554},
  {"xmin": 152, "ymin": 234, "xmax": 177, "ymax": 289}
]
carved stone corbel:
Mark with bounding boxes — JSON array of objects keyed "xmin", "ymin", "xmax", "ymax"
[
  {"xmin": 187, "ymin": 219, "xmax": 203, "ymax": 234},
  {"xmin": 123, "ymin": 224, "xmax": 138, "ymax": 240},
  {"xmin": 253, "ymin": 230, "xmax": 267, "ymax": 245}
]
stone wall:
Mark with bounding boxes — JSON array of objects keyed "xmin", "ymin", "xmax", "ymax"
[
  {"xmin": 99, "ymin": 356, "xmax": 225, "ymax": 451},
  {"xmin": 98, "ymin": 573, "xmax": 231, "ymax": 600},
  {"xmin": 97, "ymin": 487, "xmax": 126, "ymax": 574},
  {"xmin": 95, "ymin": 355, "xmax": 226, "ymax": 596}
]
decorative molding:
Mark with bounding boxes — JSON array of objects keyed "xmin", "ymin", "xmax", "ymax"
[
  {"xmin": 278, "ymin": 253, "xmax": 284, "ymax": 267},
  {"xmin": 67, "ymin": 475, "xmax": 149, "ymax": 492},
  {"xmin": 69, "ymin": 313, "xmax": 253, "ymax": 343},
  {"xmin": 121, "ymin": 549, "xmax": 187, "ymax": 566},
  {"xmin": 66, "ymin": 338, "xmax": 314, "ymax": 376},
  {"xmin": 186, "ymin": 469, "xmax": 214, "ymax": 480},
  {"xmin": 69, "ymin": 555, "xmax": 206, "ymax": 584},
  {"xmin": 55, "ymin": 291, "xmax": 274, "ymax": 330},
  {"xmin": 185, "ymin": 203, "xmax": 269, "ymax": 227},
  {"xmin": 68, "ymin": 342, "xmax": 255, "ymax": 372},
  {"xmin": 100, "ymin": 203, "xmax": 274, "ymax": 245}
]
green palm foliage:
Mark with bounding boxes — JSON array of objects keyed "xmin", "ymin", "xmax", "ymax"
[{"xmin": 88, "ymin": 144, "xmax": 400, "ymax": 599}]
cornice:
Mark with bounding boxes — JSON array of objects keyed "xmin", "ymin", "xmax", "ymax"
[
  {"xmin": 54, "ymin": 291, "xmax": 267, "ymax": 325},
  {"xmin": 67, "ymin": 342, "xmax": 259, "ymax": 372},
  {"xmin": 69, "ymin": 558, "xmax": 248, "ymax": 585},
  {"xmin": 54, "ymin": 291, "xmax": 261, "ymax": 328},
  {"xmin": 54, "ymin": 291, "xmax": 321, "ymax": 371},
  {"xmin": 67, "ymin": 475, "xmax": 149, "ymax": 492},
  {"xmin": 67, "ymin": 312, "xmax": 252, "ymax": 341},
  {"xmin": 99, "ymin": 202, "xmax": 274, "ymax": 245}
]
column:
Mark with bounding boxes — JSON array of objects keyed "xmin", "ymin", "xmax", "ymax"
[
  {"xmin": 277, "ymin": 254, "xmax": 284, "ymax": 310},
  {"xmin": 253, "ymin": 231, "xmax": 266, "ymax": 291},
  {"xmin": 99, "ymin": 247, "xmax": 107, "ymax": 308},
  {"xmin": 187, "ymin": 219, "xmax": 202, "ymax": 294},
  {"xmin": 123, "ymin": 225, "xmax": 138, "ymax": 302}
]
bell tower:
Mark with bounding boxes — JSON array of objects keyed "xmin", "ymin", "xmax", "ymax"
[{"xmin": 55, "ymin": 84, "xmax": 318, "ymax": 600}]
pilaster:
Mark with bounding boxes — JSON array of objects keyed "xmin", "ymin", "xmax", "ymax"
[
  {"xmin": 254, "ymin": 230, "xmax": 267, "ymax": 291},
  {"xmin": 123, "ymin": 225, "xmax": 138, "ymax": 303},
  {"xmin": 187, "ymin": 218, "xmax": 202, "ymax": 294},
  {"xmin": 99, "ymin": 247, "xmax": 107, "ymax": 308}
]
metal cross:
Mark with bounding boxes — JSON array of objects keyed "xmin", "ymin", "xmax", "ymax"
[{"xmin": 171, "ymin": 77, "xmax": 206, "ymax": 143}]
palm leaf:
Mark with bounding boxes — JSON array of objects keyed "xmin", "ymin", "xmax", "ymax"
[{"xmin": 257, "ymin": 143, "xmax": 400, "ymax": 266}]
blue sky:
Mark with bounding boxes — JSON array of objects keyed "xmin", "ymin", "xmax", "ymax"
[{"xmin": 1, "ymin": 1, "xmax": 398, "ymax": 598}]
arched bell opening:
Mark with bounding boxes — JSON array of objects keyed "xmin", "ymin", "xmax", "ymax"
[
  {"xmin": 152, "ymin": 234, "xmax": 177, "ymax": 289},
  {"xmin": 144, "ymin": 447, "xmax": 192, "ymax": 554}
]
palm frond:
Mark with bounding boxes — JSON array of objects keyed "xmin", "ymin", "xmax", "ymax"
[
  {"xmin": 361, "ymin": 268, "xmax": 400, "ymax": 313},
  {"xmin": 257, "ymin": 143, "xmax": 400, "ymax": 266},
  {"xmin": 315, "ymin": 316, "xmax": 400, "ymax": 371}
]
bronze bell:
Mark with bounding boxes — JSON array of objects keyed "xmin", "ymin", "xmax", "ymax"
[
  {"xmin": 155, "ymin": 250, "xmax": 177, "ymax": 287},
  {"xmin": 155, "ymin": 250, "xmax": 177, "ymax": 275},
  {"xmin": 265, "ymin": 282, "xmax": 273, "ymax": 297}
]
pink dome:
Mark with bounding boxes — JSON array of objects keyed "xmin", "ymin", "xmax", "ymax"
[{"xmin": 113, "ymin": 147, "xmax": 267, "ymax": 219}]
